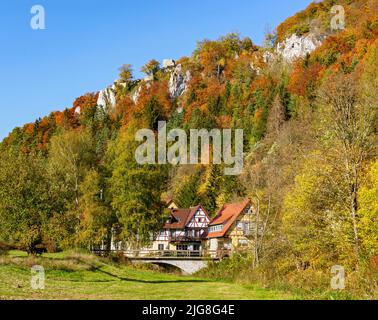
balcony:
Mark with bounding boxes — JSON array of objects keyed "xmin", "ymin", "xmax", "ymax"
[{"xmin": 169, "ymin": 235, "xmax": 206, "ymax": 243}]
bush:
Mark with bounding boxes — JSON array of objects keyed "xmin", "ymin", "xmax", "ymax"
[
  {"xmin": 198, "ymin": 254, "xmax": 378, "ymax": 299},
  {"xmin": 108, "ymin": 251, "xmax": 130, "ymax": 265},
  {"xmin": 0, "ymin": 241, "xmax": 15, "ymax": 256}
]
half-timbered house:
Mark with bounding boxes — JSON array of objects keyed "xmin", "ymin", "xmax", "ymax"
[
  {"xmin": 207, "ymin": 199, "xmax": 256, "ymax": 253},
  {"xmin": 153, "ymin": 205, "xmax": 211, "ymax": 252}
]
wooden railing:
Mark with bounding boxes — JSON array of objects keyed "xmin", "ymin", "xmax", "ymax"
[{"xmin": 168, "ymin": 236, "xmax": 207, "ymax": 242}]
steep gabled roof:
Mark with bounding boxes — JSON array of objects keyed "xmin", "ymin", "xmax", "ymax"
[
  {"xmin": 208, "ymin": 199, "xmax": 251, "ymax": 238},
  {"xmin": 165, "ymin": 198, "xmax": 178, "ymax": 209},
  {"xmin": 164, "ymin": 205, "xmax": 208, "ymax": 229}
]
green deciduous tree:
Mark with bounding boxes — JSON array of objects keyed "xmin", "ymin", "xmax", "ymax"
[
  {"xmin": 0, "ymin": 151, "xmax": 53, "ymax": 252},
  {"xmin": 107, "ymin": 121, "xmax": 168, "ymax": 247},
  {"xmin": 119, "ymin": 64, "xmax": 133, "ymax": 83},
  {"xmin": 318, "ymin": 71, "xmax": 377, "ymax": 262},
  {"xmin": 283, "ymin": 155, "xmax": 346, "ymax": 268},
  {"xmin": 75, "ymin": 169, "xmax": 115, "ymax": 249},
  {"xmin": 358, "ymin": 161, "xmax": 378, "ymax": 257},
  {"xmin": 141, "ymin": 59, "xmax": 161, "ymax": 78},
  {"xmin": 48, "ymin": 129, "xmax": 95, "ymax": 208}
]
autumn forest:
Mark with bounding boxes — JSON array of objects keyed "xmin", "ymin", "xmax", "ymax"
[{"xmin": 0, "ymin": 0, "xmax": 377, "ymax": 299}]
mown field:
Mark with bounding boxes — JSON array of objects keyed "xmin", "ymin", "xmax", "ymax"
[{"xmin": 0, "ymin": 251, "xmax": 293, "ymax": 300}]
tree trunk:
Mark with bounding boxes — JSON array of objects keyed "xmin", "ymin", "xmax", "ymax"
[
  {"xmin": 349, "ymin": 165, "xmax": 360, "ymax": 264},
  {"xmin": 253, "ymin": 199, "xmax": 260, "ymax": 269}
]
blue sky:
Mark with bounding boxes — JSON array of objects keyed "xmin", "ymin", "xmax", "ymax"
[{"xmin": 0, "ymin": 0, "xmax": 314, "ymax": 139}]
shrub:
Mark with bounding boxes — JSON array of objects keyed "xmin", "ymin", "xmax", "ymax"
[{"xmin": 0, "ymin": 241, "xmax": 15, "ymax": 256}]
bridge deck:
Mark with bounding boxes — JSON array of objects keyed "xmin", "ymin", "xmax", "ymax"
[{"xmin": 129, "ymin": 256, "xmax": 220, "ymax": 261}]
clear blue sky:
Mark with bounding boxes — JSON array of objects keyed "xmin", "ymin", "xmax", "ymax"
[{"xmin": 0, "ymin": 0, "xmax": 314, "ymax": 139}]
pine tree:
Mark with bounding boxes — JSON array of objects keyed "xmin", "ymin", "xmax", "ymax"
[
  {"xmin": 200, "ymin": 165, "xmax": 222, "ymax": 214},
  {"xmin": 144, "ymin": 97, "xmax": 165, "ymax": 130},
  {"xmin": 176, "ymin": 171, "xmax": 201, "ymax": 208}
]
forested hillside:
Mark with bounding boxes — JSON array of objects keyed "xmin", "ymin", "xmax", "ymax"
[{"xmin": 1, "ymin": 0, "xmax": 377, "ymax": 297}]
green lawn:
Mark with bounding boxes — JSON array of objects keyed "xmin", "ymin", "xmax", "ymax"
[{"xmin": 0, "ymin": 251, "xmax": 293, "ymax": 300}]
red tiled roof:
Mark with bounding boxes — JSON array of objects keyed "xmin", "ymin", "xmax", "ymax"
[
  {"xmin": 164, "ymin": 205, "xmax": 207, "ymax": 229},
  {"xmin": 208, "ymin": 199, "xmax": 251, "ymax": 238}
]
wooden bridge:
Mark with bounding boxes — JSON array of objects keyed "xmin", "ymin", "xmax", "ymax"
[{"xmin": 93, "ymin": 249, "xmax": 230, "ymax": 274}]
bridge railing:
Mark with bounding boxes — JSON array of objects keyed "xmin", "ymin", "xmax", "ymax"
[
  {"xmin": 123, "ymin": 249, "xmax": 231, "ymax": 259},
  {"xmin": 92, "ymin": 249, "xmax": 231, "ymax": 259},
  {"xmin": 91, "ymin": 248, "xmax": 232, "ymax": 259}
]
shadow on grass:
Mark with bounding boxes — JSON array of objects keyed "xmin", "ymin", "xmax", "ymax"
[
  {"xmin": 17, "ymin": 254, "xmax": 211, "ymax": 284},
  {"xmin": 77, "ymin": 258, "xmax": 210, "ymax": 284},
  {"xmin": 92, "ymin": 266, "xmax": 210, "ymax": 284}
]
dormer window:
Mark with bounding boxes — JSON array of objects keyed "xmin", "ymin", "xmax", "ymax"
[
  {"xmin": 244, "ymin": 206, "xmax": 253, "ymax": 215},
  {"xmin": 209, "ymin": 225, "xmax": 223, "ymax": 233}
]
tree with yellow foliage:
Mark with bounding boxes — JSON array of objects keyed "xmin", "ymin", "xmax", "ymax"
[{"xmin": 358, "ymin": 162, "xmax": 378, "ymax": 257}]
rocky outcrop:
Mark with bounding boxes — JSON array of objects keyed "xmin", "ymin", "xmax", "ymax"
[
  {"xmin": 168, "ymin": 64, "xmax": 191, "ymax": 100},
  {"xmin": 163, "ymin": 59, "xmax": 176, "ymax": 69},
  {"xmin": 98, "ymin": 60, "xmax": 191, "ymax": 107},
  {"xmin": 97, "ymin": 81, "xmax": 129, "ymax": 109},
  {"xmin": 132, "ymin": 86, "xmax": 142, "ymax": 104},
  {"xmin": 97, "ymin": 85, "xmax": 117, "ymax": 109},
  {"xmin": 131, "ymin": 80, "xmax": 152, "ymax": 104},
  {"xmin": 276, "ymin": 33, "xmax": 323, "ymax": 62},
  {"xmin": 263, "ymin": 51, "xmax": 275, "ymax": 64}
]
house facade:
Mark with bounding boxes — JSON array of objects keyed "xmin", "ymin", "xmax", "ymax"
[
  {"xmin": 207, "ymin": 199, "xmax": 255, "ymax": 253},
  {"xmin": 152, "ymin": 205, "xmax": 211, "ymax": 252},
  {"xmin": 118, "ymin": 199, "xmax": 257, "ymax": 257}
]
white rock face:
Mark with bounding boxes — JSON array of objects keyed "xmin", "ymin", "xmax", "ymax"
[
  {"xmin": 163, "ymin": 59, "xmax": 176, "ymax": 69},
  {"xmin": 263, "ymin": 51, "xmax": 275, "ymax": 64},
  {"xmin": 276, "ymin": 34, "xmax": 322, "ymax": 62},
  {"xmin": 131, "ymin": 81, "xmax": 152, "ymax": 104},
  {"xmin": 97, "ymin": 85, "xmax": 117, "ymax": 109},
  {"xmin": 169, "ymin": 64, "xmax": 191, "ymax": 99},
  {"xmin": 250, "ymin": 62, "xmax": 262, "ymax": 76},
  {"xmin": 132, "ymin": 85, "xmax": 142, "ymax": 104}
]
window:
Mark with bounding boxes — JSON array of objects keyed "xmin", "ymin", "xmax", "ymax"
[
  {"xmin": 177, "ymin": 245, "xmax": 188, "ymax": 251},
  {"xmin": 158, "ymin": 244, "xmax": 164, "ymax": 251},
  {"xmin": 209, "ymin": 225, "xmax": 223, "ymax": 233},
  {"xmin": 238, "ymin": 239, "xmax": 249, "ymax": 246},
  {"xmin": 244, "ymin": 206, "xmax": 253, "ymax": 215}
]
